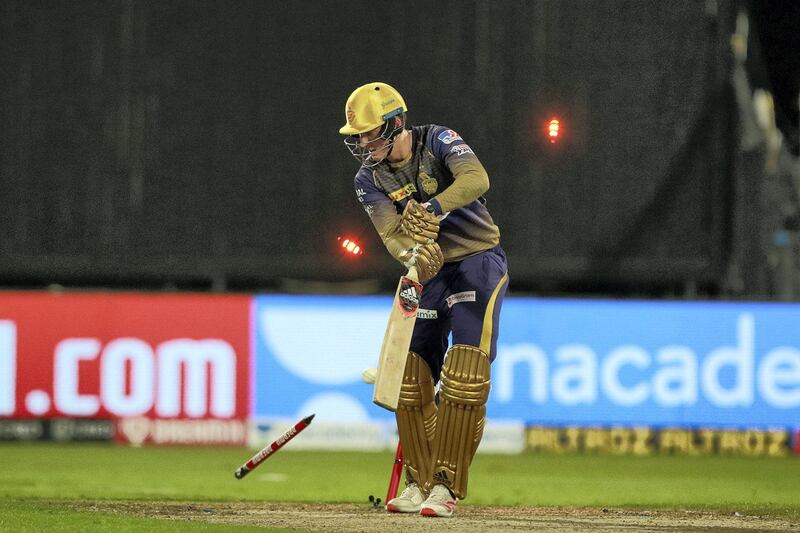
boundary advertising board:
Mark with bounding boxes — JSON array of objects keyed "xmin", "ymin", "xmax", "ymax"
[{"xmin": 0, "ymin": 293, "xmax": 250, "ymax": 445}]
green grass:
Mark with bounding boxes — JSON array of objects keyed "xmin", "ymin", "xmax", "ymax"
[
  {"xmin": 0, "ymin": 499, "xmax": 286, "ymax": 532},
  {"xmin": 1, "ymin": 443, "xmax": 799, "ymax": 529}
]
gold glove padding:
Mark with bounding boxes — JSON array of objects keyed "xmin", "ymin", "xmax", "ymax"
[
  {"xmin": 396, "ymin": 352, "xmax": 437, "ymax": 487},
  {"xmin": 400, "ymin": 199, "xmax": 440, "ymax": 244},
  {"xmin": 429, "ymin": 345, "xmax": 490, "ymax": 500},
  {"xmin": 407, "ymin": 241, "xmax": 444, "ymax": 283}
]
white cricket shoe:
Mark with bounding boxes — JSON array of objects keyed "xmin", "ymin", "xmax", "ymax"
[
  {"xmin": 419, "ymin": 484, "xmax": 457, "ymax": 517},
  {"xmin": 386, "ymin": 483, "xmax": 426, "ymax": 513}
]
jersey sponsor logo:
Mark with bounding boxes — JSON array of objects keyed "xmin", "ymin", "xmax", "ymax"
[
  {"xmin": 388, "ymin": 183, "xmax": 417, "ymax": 202},
  {"xmin": 437, "ymin": 129, "xmax": 462, "ymax": 144},
  {"xmin": 356, "ymin": 188, "xmax": 366, "ymax": 198},
  {"xmin": 417, "ymin": 308, "xmax": 438, "ymax": 320},
  {"xmin": 450, "ymin": 144, "xmax": 474, "ymax": 156},
  {"xmin": 446, "ymin": 291, "xmax": 476, "ymax": 308},
  {"xmin": 419, "ymin": 171, "xmax": 438, "ymax": 194}
]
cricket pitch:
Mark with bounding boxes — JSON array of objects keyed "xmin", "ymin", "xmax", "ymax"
[{"xmin": 71, "ymin": 501, "xmax": 798, "ymax": 532}]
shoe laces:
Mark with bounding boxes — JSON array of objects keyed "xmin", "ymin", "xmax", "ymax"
[
  {"xmin": 399, "ymin": 483, "xmax": 420, "ymax": 499},
  {"xmin": 428, "ymin": 484, "xmax": 455, "ymax": 503}
]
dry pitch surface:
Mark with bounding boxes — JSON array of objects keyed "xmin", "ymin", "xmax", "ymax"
[{"xmin": 78, "ymin": 501, "xmax": 799, "ymax": 532}]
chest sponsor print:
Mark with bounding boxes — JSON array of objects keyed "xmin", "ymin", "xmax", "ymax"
[{"xmin": 388, "ymin": 183, "xmax": 417, "ymax": 202}]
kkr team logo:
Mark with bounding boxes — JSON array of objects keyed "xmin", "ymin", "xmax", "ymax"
[
  {"xmin": 419, "ymin": 171, "xmax": 438, "ymax": 195},
  {"xmin": 398, "ymin": 277, "xmax": 423, "ymax": 317}
]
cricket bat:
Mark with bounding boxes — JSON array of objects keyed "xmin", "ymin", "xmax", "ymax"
[{"xmin": 373, "ymin": 265, "xmax": 422, "ymax": 411}]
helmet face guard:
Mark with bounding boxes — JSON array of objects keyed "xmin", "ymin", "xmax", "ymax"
[
  {"xmin": 339, "ymin": 82, "xmax": 408, "ymax": 167},
  {"xmin": 343, "ymin": 110, "xmax": 406, "ymax": 168}
]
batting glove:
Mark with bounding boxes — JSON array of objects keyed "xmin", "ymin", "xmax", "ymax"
[
  {"xmin": 401, "ymin": 241, "xmax": 444, "ymax": 283},
  {"xmin": 400, "ymin": 199, "xmax": 440, "ymax": 244}
]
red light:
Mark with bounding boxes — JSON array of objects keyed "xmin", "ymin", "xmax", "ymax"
[
  {"xmin": 337, "ymin": 236, "xmax": 363, "ymax": 256},
  {"xmin": 547, "ymin": 119, "xmax": 560, "ymax": 143}
]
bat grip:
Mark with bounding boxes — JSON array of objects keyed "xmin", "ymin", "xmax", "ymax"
[{"xmin": 406, "ymin": 265, "xmax": 419, "ymax": 281}]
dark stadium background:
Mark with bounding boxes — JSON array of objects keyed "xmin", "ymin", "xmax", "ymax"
[{"xmin": 1, "ymin": 0, "xmax": 798, "ymax": 300}]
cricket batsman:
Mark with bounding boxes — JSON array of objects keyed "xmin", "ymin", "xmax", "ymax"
[{"xmin": 339, "ymin": 82, "xmax": 509, "ymax": 517}]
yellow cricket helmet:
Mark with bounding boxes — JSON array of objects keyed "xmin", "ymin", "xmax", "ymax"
[{"xmin": 339, "ymin": 82, "xmax": 407, "ymax": 135}]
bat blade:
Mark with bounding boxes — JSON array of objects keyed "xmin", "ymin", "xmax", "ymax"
[{"xmin": 373, "ymin": 267, "xmax": 422, "ymax": 411}]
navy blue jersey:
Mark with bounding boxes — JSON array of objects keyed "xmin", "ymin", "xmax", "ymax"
[{"xmin": 354, "ymin": 125, "xmax": 500, "ymax": 263}]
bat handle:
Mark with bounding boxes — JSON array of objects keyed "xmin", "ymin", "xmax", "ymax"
[{"xmin": 406, "ymin": 265, "xmax": 419, "ymax": 281}]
